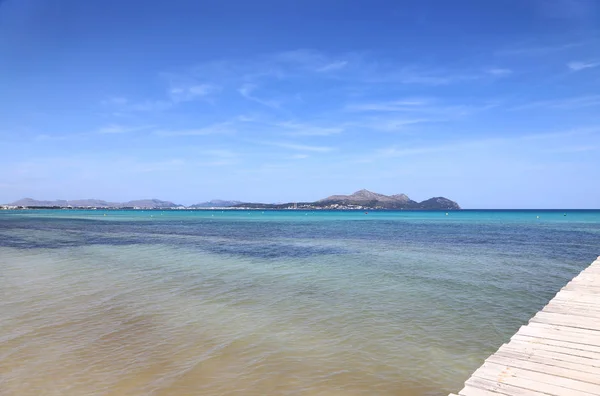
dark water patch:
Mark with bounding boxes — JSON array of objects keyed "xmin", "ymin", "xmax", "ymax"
[
  {"xmin": 1, "ymin": 214, "xmax": 599, "ymax": 264},
  {"xmin": 202, "ymin": 240, "xmax": 347, "ymax": 259}
]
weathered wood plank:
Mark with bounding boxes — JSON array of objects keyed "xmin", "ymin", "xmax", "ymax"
[
  {"xmin": 464, "ymin": 376, "xmax": 576, "ymax": 396},
  {"xmin": 562, "ymin": 286, "xmax": 600, "ymax": 294},
  {"xmin": 553, "ymin": 292, "xmax": 600, "ymax": 305},
  {"xmin": 491, "ymin": 349, "xmax": 600, "ymax": 375},
  {"xmin": 511, "ymin": 334, "xmax": 600, "ymax": 356},
  {"xmin": 473, "ymin": 361, "xmax": 600, "ymax": 394},
  {"xmin": 543, "ymin": 303, "xmax": 600, "ymax": 319},
  {"xmin": 530, "ymin": 311, "xmax": 600, "ymax": 332},
  {"xmin": 499, "ymin": 343, "xmax": 600, "ymax": 366},
  {"xmin": 516, "ymin": 324, "xmax": 600, "ymax": 347},
  {"xmin": 459, "ymin": 383, "xmax": 514, "ymax": 396}
]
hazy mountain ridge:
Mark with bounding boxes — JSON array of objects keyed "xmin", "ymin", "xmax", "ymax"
[
  {"xmin": 9, "ymin": 198, "xmax": 179, "ymax": 209},
  {"xmin": 8, "ymin": 190, "xmax": 460, "ymax": 210}
]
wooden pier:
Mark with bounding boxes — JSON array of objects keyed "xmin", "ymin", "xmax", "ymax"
[{"xmin": 450, "ymin": 256, "xmax": 600, "ymax": 396}]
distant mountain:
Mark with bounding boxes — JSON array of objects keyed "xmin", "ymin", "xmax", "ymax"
[
  {"xmin": 417, "ymin": 197, "xmax": 460, "ymax": 210},
  {"xmin": 317, "ymin": 189, "xmax": 459, "ymax": 209},
  {"xmin": 190, "ymin": 200, "xmax": 242, "ymax": 208},
  {"xmin": 230, "ymin": 190, "xmax": 460, "ymax": 210},
  {"xmin": 67, "ymin": 199, "xmax": 118, "ymax": 208},
  {"xmin": 7, "ymin": 191, "xmax": 460, "ymax": 210},
  {"xmin": 9, "ymin": 198, "xmax": 179, "ymax": 209},
  {"xmin": 11, "ymin": 198, "xmax": 69, "ymax": 207},
  {"xmin": 321, "ymin": 189, "xmax": 403, "ymax": 204}
]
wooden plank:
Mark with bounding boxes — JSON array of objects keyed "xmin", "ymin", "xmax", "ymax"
[
  {"xmin": 545, "ymin": 304, "xmax": 600, "ymax": 315},
  {"xmin": 511, "ymin": 334, "xmax": 600, "ymax": 356},
  {"xmin": 561, "ymin": 286, "xmax": 600, "ymax": 295},
  {"xmin": 563, "ymin": 285, "xmax": 600, "ymax": 294},
  {"xmin": 568, "ymin": 275, "xmax": 600, "ymax": 283},
  {"xmin": 553, "ymin": 291, "xmax": 600, "ymax": 305},
  {"xmin": 526, "ymin": 321, "xmax": 600, "ymax": 336},
  {"xmin": 514, "ymin": 327, "xmax": 600, "ymax": 347},
  {"xmin": 500, "ymin": 342, "xmax": 600, "ymax": 366},
  {"xmin": 472, "ymin": 362, "xmax": 600, "ymax": 395},
  {"xmin": 485, "ymin": 354, "xmax": 600, "ymax": 385},
  {"xmin": 516, "ymin": 323, "xmax": 600, "ymax": 347},
  {"xmin": 567, "ymin": 281, "xmax": 600, "ymax": 288},
  {"xmin": 530, "ymin": 311, "xmax": 600, "ymax": 332},
  {"xmin": 492, "ymin": 349, "xmax": 600, "ymax": 375},
  {"xmin": 464, "ymin": 376, "xmax": 569, "ymax": 396},
  {"xmin": 556, "ymin": 289, "xmax": 600, "ymax": 298},
  {"xmin": 545, "ymin": 299, "xmax": 600, "ymax": 309},
  {"xmin": 543, "ymin": 302, "xmax": 600, "ymax": 318},
  {"xmin": 459, "ymin": 383, "xmax": 513, "ymax": 396}
]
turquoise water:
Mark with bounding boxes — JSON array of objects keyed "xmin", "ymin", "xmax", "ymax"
[{"xmin": 1, "ymin": 209, "xmax": 599, "ymax": 395}]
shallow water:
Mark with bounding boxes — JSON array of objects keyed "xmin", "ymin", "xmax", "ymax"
[{"xmin": 1, "ymin": 209, "xmax": 599, "ymax": 395}]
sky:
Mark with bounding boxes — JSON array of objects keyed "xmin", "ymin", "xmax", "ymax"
[{"xmin": 1, "ymin": 0, "xmax": 599, "ymax": 208}]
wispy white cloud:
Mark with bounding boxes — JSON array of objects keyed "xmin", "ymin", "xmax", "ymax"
[
  {"xmin": 495, "ymin": 41, "xmax": 585, "ymax": 56},
  {"xmin": 486, "ymin": 68, "xmax": 513, "ymax": 76},
  {"xmin": 364, "ymin": 127, "xmax": 598, "ymax": 161},
  {"xmin": 545, "ymin": 145, "xmax": 599, "ymax": 153},
  {"xmin": 511, "ymin": 95, "xmax": 600, "ymax": 110},
  {"xmin": 273, "ymin": 49, "xmax": 348, "ymax": 73},
  {"xmin": 273, "ymin": 121, "xmax": 343, "ymax": 136},
  {"xmin": 567, "ymin": 61, "xmax": 600, "ymax": 71},
  {"xmin": 200, "ymin": 149, "xmax": 239, "ymax": 158},
  {"xmin": 125, "ymin": 99, "xmax": 173, "ymax": 112},
  {"xmin": 261, "ymin": 141, "xmax": 335, "ymax": 152},
  {"xmin": 182, "ymin": 49, "xmax": 494, "ymax": 91},
  {"xmin": 346, "ymin": 99, "xmax": 432, "ymax": 112},
  {"xmin": 154, "ymin": 122, "xmax": 234, "ymax": 137},
  {"xmin": 101, "ymin": 77, "xmax": 219, "ymax": 113},
  {"xmin": 132, "ymin": 159, "xmax": 186, "ymax": 173},
  {"xmin": 534, "ymin": 0, "xmax": 597, "ymax": 20},
  {"xmin": 169, "ymin": 83, "xmax": 220, "ymax": 102},
  {"xmin": 96, "ymin": 124, "xmax": 153, "ymax": 134},
  {"xmin": 316, "ymin": 61, "xmax": 348, "ymax": 72},
  {"xmin": 351, "ymin": 117, "xmax": 432, "ymax": 132},
  {"xmin": 345, "ymin": 98, "xmax": 496, "ymax": 119},
  {"xmin": 238, "ymin": 83, "xmax": 281, "ymax": 109},
  {"xmin": 34, "ymin": 134, "xmax": 72, "ymax": 142},
  {"xmin": 101, "ymin": 97, "xmax": 128, "ymax": 106},
  {"xmin": 355, "ymin": 66, "xmax": 482, "ymax": 85},
  {"xmin": 289, "ymin": 154, "xmax": 309, "ymax": 159}
]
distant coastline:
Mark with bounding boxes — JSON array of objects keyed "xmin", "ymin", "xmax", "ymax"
[{"xmin": 1, "ymin": 190, "xmax": 460, "ymax": 211}]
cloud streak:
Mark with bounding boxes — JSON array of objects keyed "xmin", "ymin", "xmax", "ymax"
[
  {"xmin": 261, "ymin": 141, "xmax": 335, "ymax": 153},
  {"xmin": 97, "ymin": 124, "xmax": 153, "ymax": 134},
  {"xmin": 511, "ymin": 95, "xmax": 600, "ymax": 110},
  {"xmin": 568, "ymin": 61, "xmax": 600, "ymax": 71},
  {"xmin": 169, "ymin": 83, "xmax": 220, "ymax": 102},
  {"xmin": 238, "ymin": 84, "xmax": 281, "ymax": 109},
  {"xmin": 316, "ymin": 61, "xmax": 348, "ymax": 72},
  {"xmin": 154, "ymin": 122, "xmax": 234, "ymax": 137},
  {"xmin": 272, "ymin": 121, "xmax": 344, "ymax": 136},
  {"xmin": 486, "ymin": 68, "xmax": 513, "ymax": 76},
  {"xmin": 534, "ymin": 0, "xmax": 597, "ymax": 20}
]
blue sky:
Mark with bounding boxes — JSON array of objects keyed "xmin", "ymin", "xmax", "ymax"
[{"xmin": 1, "ymin": 0, "xmax": 599, "ymax": 208}]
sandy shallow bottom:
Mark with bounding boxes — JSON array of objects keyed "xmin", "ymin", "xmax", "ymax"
[{"xmin": 1, "ymin": 210, "xmax": 599, "ymax": 395}]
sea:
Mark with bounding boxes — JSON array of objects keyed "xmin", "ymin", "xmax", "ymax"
[{"xmin": 1, "ymin": 209, "xmax": 599, "ymax": 395}]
